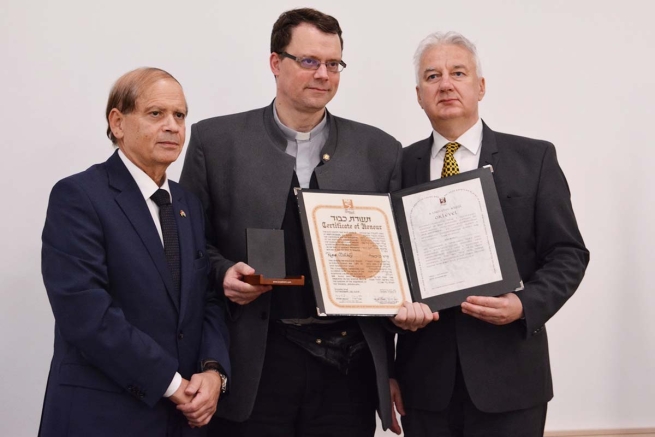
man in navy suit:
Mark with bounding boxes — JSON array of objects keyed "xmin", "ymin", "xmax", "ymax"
[
  {"xmin": 39, "ymin": 68, "xmax": 230, "ymax": 437},
  {"xmin": 394, "ymin": 32, "xmax": 589, "ymax": 436}
]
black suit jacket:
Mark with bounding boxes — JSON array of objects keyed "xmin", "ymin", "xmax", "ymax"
[
  {"xmin": 396, "ymin": 122, "xmax": 589, "ymax": 413},
  {"xmin": 180, "ymin": 103, "xmax": 402, "ymax": 428}
]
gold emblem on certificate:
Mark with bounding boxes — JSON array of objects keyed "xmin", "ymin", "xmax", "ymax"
[{"xmin": 335, "ymin": 232, "xmax": 383, "ymax": 280}]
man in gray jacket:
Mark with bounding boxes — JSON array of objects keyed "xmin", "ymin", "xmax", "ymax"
[{"xmin": 180, "ymin": 8, "xmax": 402, "ymax": 437}]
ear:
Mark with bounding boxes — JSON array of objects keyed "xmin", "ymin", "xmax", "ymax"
[
  {"xmin": 270, "ymin": 52, "xmax": 281, "ymax": 77},
  {"xmin": 108, "ymin": 108, "xmax": 125, "ymax": 141},
  {"xmin": 478, "ymin": 77, "xmax": 486, "ymax": 101},
  {"xmin": 416, "ymin": 85, "xmax": 424, "ymax": 109}
]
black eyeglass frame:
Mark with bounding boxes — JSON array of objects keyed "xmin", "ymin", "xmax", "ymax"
[{"xmin": 278, "ymin": 51, "xmax": 347, "ymax": 73}]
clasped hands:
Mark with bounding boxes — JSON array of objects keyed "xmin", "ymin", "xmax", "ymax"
[
  {"xmin": 166, "ymin": 261, "xmax": 267, "ymax": 428},
  {"xmin": 170, "ymin": 371, "xmax": 223, "ymax": 428}
]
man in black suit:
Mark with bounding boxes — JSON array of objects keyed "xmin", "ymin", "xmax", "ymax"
[
  {"xmin": 180, "ymin": 8, "xmax": 404, "ymax": 437},
  {"xmin": 394, "ymin": 31, "xmax": 589, "ymax": 437}
]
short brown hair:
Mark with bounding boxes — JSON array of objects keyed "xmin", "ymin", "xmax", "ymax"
[
  {"xmin": 270, "ymin": 8, "xmax": 343, "ymax": 54},
  {"xmin": 105, "ymin": 67, "xmax": 185, "ymax": 144}
]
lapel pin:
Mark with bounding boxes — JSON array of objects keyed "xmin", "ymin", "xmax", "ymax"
[
  {"xmin": 323, "ymin": 153, "xmax": 330, "ymax": 161},
  {"xmin": 179, "ymin": 210, "xmax": 186, "ymax": 218}
]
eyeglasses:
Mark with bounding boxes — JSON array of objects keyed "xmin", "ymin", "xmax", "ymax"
[{"xmin": 278, "ymin": 52, "xmax": 347, "ymax": 73}]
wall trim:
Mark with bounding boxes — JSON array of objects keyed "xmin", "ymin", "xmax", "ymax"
[{"xmin": 545, "ymin": 429, "xmax": 655, "ymax": 437}]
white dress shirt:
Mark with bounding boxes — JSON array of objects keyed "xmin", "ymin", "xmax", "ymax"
[
  {"xmin": 117, "ymin": 150, "xmax": 182, "ymax": 398},
  {"xmin": 429, "ymin": 118, "xmax": 483, "ymax": 180}
]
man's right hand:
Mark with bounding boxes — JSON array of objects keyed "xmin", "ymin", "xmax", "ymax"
[
  {"xmin": 223, "ymin": 262, "xmax": 272, "ymax": 305},
  {"xmin": 391, "ymin": 301, "xmax": 439, "ymax": 331}
]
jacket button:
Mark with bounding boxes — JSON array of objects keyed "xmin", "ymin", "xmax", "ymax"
[
  {"xmin": 178, "ymin": 332, "xmax": 184, "ymax": 340},
  {"xmin": 315, "ymin": 339, "xmax": 322, "ymax": 344}
]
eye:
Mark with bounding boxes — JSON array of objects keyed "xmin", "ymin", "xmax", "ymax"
[
  {"xmin": 453, "ymin": 71, "xmax": 465, "ymax": 77},
  {"xmin": 150, "ymin": 111, "xmax": 161, "ymax": 116},
  {"xmin": 426, "ymin": 73, "xmax": 439, "ymax": 81},
  {"xmin": 300, "ymin": 57, "xmax": 320, "ymax": 69},
  {"xmin": 175, "ymin": 112, "xmax": 186, "ymax": 119}
]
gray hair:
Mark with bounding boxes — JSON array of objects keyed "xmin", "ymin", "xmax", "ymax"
[{"xmin": 413, "ymin": 31, "xmax": 483, "ymax": 84}]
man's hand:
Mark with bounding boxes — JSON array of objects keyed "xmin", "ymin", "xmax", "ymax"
[
  {"xmin": 461, "ymin": 293, "xmax": 524, "ymax": 325},
  {"xmin": 176, "ymin": 371, "xmax": 223, "ymax": 428},
  {"xmin": 223, "ymin": 262, "xmax": 272, "ymax": 305},
  {"xmin": 389, "ymin": 378, "xmax": 405, "ymax": 435},
  {"xmin": 390, "ymin": 301, "xmax": 439, "ymax": 331},
  {"xmin": 169, "ymin": 378, "xmax": 193, "ymax": 405}
]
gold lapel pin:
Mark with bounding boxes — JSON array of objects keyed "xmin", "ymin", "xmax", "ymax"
[
  {"xmin": 323, "ymin": 153, "xmax": 330, "ymax": 161},
  {"xmin": 180, "ymin": 210, "xmax": 187, "ymax": 218}
]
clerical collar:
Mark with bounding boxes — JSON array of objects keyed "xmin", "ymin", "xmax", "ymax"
[{"xmin": 273, "ymin": 102, "xmax": 328, "ymax": 141}]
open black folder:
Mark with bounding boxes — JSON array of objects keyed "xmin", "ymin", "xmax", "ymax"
[{"xmin": 296, "ymin": 167, "xmax": 523, "ymax": 317}]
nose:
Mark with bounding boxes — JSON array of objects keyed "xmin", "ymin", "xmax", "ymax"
[
  {"xmin": 439, "ymin": 74, "xmax": 453, "ymax": 91},
  {"xmin": 163, "ymin": 113, "xmax": 181, "ymax": 132},
  {"xmin": 314, "ymin": 63, "xmax": 329, "ymax": 80}
]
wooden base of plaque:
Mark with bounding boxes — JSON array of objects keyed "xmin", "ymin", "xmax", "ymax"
[{"xmin": 242, "ymin": 275, "xmax": 305, "ymax": 286}]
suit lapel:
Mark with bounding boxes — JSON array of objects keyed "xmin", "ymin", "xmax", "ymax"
[
  {"xmin": 171, "ymin": 183, "xmax": 192, "ymax": 321},
  {"xmin": 478, "ymin": 121, "xmax": 499, "ymax": 171},
  {"xmin": 415, "ymin": 136, "xmax": 432, "ymax": 185},
  {"xmin": 106, "ymin": 151, "xmax": 180, "ymax": 312}
]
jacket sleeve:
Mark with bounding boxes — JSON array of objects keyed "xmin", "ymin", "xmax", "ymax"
[
  {"xmin": 515, "ymin": 143, "xmax": 590, "ymax": 336},
  {"xmin": 198, "ymin": 208, "xmax": 231, "ymax": 378},
  {"xmin": 180, "ymin": 123, "xmax": 236, "ymax": 296},
  {"xmin": 42, "ymin": 178, "xmax": 179, "ymax": 407}
]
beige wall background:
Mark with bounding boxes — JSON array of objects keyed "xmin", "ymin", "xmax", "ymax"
[{"xmin": 1, "ymin": 1, "xmax": 653, "ymax": 435}]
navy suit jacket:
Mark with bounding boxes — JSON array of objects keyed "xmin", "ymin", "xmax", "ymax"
[
  {"xmin": 39, "ymin": 151, "xmax": 230, "ymax": 437},
  {"xmin": 396, "ymin": 122, "xmax": 589, "ymax": 413}
]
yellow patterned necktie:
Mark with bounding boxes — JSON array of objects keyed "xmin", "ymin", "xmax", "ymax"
[{"xmin": 441, "ymin": 142, "xmax": 461, "ymax": 178}]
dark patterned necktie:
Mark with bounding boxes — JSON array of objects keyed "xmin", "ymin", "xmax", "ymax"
[
  {"xmin": 441, "ymin": 142, "xmax": 461, "ymax": 178},
  {"xmin": 150, "ymin": 189, "xmax": 180, "ymax": 303}
]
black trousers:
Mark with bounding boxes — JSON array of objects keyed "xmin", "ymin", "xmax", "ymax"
[
  {"xmin": 402, "ymin": 361, "xmax": 547, "ymax": 437},
  {"xmin": 209, "ymin": 323, "xmax": 377, "ymax": 437}
]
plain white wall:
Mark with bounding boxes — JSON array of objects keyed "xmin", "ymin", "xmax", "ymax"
[{"xmin": 1, "ymin": 1, "xmax": 653, "ymax": 435}]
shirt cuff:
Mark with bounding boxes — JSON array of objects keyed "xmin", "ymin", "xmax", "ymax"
[{"xmin": 163, "ymin": 372, "xmax": 182, "ymax": 398}]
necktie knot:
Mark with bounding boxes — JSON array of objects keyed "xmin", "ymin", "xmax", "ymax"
[
  {"xmin": 445, "ymin": 142, "xmax": 460, "ymax": 154},
  {"xmin": 151, "ymin": 189, "xmax": 171, "ymax": 207}
]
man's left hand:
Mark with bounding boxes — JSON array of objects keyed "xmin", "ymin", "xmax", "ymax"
[
  {"xmin": 461, "ymin": 293, "xmax": 524, "ymax": 325},
  {"xmin": 177, "ymin": 371, "xmax": 223, "ymax": 427}
]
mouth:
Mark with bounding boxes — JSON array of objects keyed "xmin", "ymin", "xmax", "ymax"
[
  {"xmin": 307, "ymin": 87, "xmax": 329, "ymax": 92},
  {"xmin": 438, "ymin": 98, "xmax": 458, "ymax": 104},
  {"xmin": 157, "ymin": 141, "xmax": 180, "ymax": 147}
]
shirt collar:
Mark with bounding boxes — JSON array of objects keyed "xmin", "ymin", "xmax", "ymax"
[
  {"xmin": 431, "ymin": 118, "xmax": 483, "ymax": 158},
  {"xmin": 273, "ymin": 101, "xmax": 328, "ymax": 141},
  {"xmin": 117, "ymin": 149, "xmax": 171, "ymax": 201}
]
